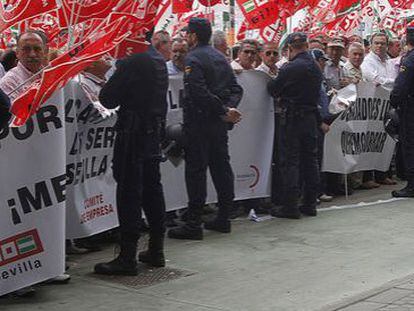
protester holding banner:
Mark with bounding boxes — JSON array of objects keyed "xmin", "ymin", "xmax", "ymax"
[
  {"xmin": 95, "ymin": 36, "xmax": 169, "ymax": 275},
  {"xmin": 168, "ymin": 18, "xmax": 243, "ymax": 240}
]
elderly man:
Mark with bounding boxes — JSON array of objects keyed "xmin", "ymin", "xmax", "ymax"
[
  {"xmin": 212, "ymin": 30, "xmax": 229, "ymax": 57},
  {"xmin": 231, "ymin": 39, "xmax": 257, "ymax": 71},
  {"xmin": 361, "ymin": 32, "xmax": 395, "ymax": 87},
  {"xmin": 166, "ymin": 38, "xmax": 188, "ymax": 75},
  {"xmin": 0, "ymin": 31, "xmax": 47, "ymax": 101},
  {"xmin": 343, "ymin": 42, "xmax": 365, "ymax": 84},
  {"xmin": 256, "ymin": 42, "xmax": 279, "ymax": 78},
  {"xmin": 388, "ymin": 38, "xmax": 402, "ymax": 59},
  {"xmin": 152, "ymin": 30, "xmax": 172, "ymax": 61}
]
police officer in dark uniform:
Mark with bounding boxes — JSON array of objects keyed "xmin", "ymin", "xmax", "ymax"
[
  {"xmin": 94, "ymin": 35, "xmax": 169, "ymax": 275},
  {"xmin": 391, "ymin": 27, "xmax": 414, "ymax": 198},
  {"xmin": 268, "ymin": 32, "xmax": 325, "ymax": 219},
  {"xmin": 168, "ymin": 18, "xmax": 243, "ymax": 240},
  {"xmin": 0, "ymin": 88, "xmax": 11, "ymax": 129}
]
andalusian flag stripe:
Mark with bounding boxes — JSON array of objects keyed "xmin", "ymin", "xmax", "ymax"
[
  {"xmin": 242, "ymin": 0, "xmax": 255, "ymax": 13},
  {"xmin": 17, "ymin": 235, "xmax": 36, "ymax": 253}
]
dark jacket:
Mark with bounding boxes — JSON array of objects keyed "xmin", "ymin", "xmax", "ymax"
[
  {"xmin": 390, "ymin": 49, "xmax": 414, "ymax": 109},
  {"xmin": 99, "ymin": 46, "xmax": 168, "ymax": 120},
  {"xmin": 267, "ymin": 51, "xmax": 323, "ymax": 121},
  {"xmin": 0, "ymin": 88, "xmax": 11, "ymax": 129},
  {"xmin": 183, "ymin": 43, "xmax": 243, "ymax": 124}
]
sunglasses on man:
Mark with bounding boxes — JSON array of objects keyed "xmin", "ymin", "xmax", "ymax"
[
  {"xmin": 265, "ymin": 51, "xmax": 278, "ymax": 57},
  {"xmin": 242, "ymin": 49, "xmax": 257, "ymax": 55}
]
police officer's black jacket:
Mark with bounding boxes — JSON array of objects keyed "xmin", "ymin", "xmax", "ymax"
[
  {"xmin": 99, "ymin": 46, "xmax": 168, "ymax": 120},
  {"xmin": 0, "ymin": 88, "xmax": 11, "ymax": 129},
  {"xmin": 390, "ymin": 48, "xmax": 414, "ymax": 108},
  {"xmin": 267, "ymin": 51, "xmax": 323, "ymax": 123},
  {"xmin": 183, "ymin": 43, "xmax": 243, "ymax": 123}
]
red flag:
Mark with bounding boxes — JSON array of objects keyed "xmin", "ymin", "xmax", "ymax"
[
  {"xmin": 20, "ymin": 11, "xmax": 61, "ymax": 42},
  {"xmin": 198, "ymin": 0, "xmax": 221, "ymax": 7},
  {"xmin": 388, "ymin": 0, "xmax": 414, "ymax": 9},
  {"xmin": 236, "ymin": 21, "xmax": 247, "ymax": 41},
  {"xmin": 172, "ymin": 0, "xmax": 193, "ymax": 13},
  {"xmin": 10, "ymin": 18, "xmax": 130, "ymax": 127},
  {"xmin": 0, "ymin": 0, "xmax": 58, "ymax": 32},
  {"xmin": 57, "ymin": 0, "xmax": 119, "ymax": 27},
  {"xmin": 236, "ymin": 0, "xmax": 279, "ymax": 30}
]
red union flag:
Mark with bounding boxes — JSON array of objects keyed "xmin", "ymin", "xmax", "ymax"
[
  {"xmin": 388, "ymin": 0, "xmax": 414, "ymax": 9},
  {"xmin": 0, "ymin": 0, "xmax": 58, "ymax": 32},
  {"xmin": 198, "ymin": 0, "xmax": 221, "ymax": 7},
  {"xmin": 237, "ymin": 0, "xmax": 279, "ymax": 30},
  {"xmin": 10, "ymin": 18, "xmax": 130, "ymax": 127},
  {"xmin": 172, "ymin": 0, "xmax": 193, "ymax": 13},
  {"xmin": 58, "ymin": 0, "xmax": 119, "ymax": 27}
]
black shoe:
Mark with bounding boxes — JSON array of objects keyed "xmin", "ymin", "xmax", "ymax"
[
  {"xmin": 270, "ymin": 208, "xmax": 301, "ymax": 219},
  {"xmin": 138, "ymin": 250, "xmax": 165, "ymax": 267},
  {"xmin": 9, "ymin": 286, "xmax": 36, "ymax": 298},
  {"xmin": 74, "ymin": 239, "xmax": 102, "ymax": 252},
  {"xmin": 299, "ymin": 207, "xmax": 317, "ymax": 217},
  {"xmin": 204, "ymin": 219, "xmax": 231, "ymax": 233},
  {"xmin": 392, "ymin": 187, "xmax": 414, "ymax": 198},
  {"xmin": 94, "ymin": 256, "xmax": 138, "ymax": 276},
  {"xmin": 168, "ymin": 226, "xmax": 203, "ymax": 240}
]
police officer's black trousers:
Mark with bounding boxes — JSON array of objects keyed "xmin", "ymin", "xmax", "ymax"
[
  {"xmin": 271, "ymin": 113, "xmax": 285, "ymax": 206},
  {"xmin": 400, "ymin": 105, "xmax": 414, "ymax": 187},
  {"xmin": 112, "ymin": 129, "xmax": 166, "ymax": 257},
  {"xmin": 184, "ymin": 121, "xmax": 234, "ymax": 227},
  {"xmin": 281, "ymin": 112, "xmax": 320, "ymax": 210}
]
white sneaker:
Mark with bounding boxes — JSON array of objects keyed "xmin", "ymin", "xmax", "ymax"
[
  {"xmin": 319, "ymin": 194, "xmax": 333, "ymax": 202},
  {"xmin": 45, "ymin": 274, "xmax": 71, "ymax": 284}
]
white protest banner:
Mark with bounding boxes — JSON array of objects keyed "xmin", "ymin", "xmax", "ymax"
[
  {"xmin": 323, "ymin": 81, "xmax": 396, "ymax": 174},
  {"xmin": 0, "ymin": 91, "xmax": 66, "ymax": 296},
  {"xmin": 64, "ymin": 79, "xmax": 118, "ymax": 239},
  {"xmin": 162, "ymin": 70, "xmax": 274, "ymax": 210}
]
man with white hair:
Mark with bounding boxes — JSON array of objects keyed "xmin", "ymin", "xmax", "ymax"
[{"xmin": 212, "ymin": 30, "xmax": 229, "ymax": 57}]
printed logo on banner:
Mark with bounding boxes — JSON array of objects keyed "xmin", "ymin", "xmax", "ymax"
[
  {"xmin": 236, "ymin": 164, "xmax": 260, "ymax": 189},
  {"xmin": 0, "ymin": 229, "xmax": 44, "ymax": 267}
]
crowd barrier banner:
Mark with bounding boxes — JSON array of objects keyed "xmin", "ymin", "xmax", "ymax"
[
  {"xmin": 64, "ymin": 80, "xmax": 119, "ymax": 239},
  {"xmin": 161, "ymin": 71, "xmax": 274, "ymax": 210},
  {"xmin": 323, "ymin": 81, "xmax": 396, "ymax": 174},
  {"xmin": 0, "ymin": 91, "xmax": 66, "ymax": 296}
]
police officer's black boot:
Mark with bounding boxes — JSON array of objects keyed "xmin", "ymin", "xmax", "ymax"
[
  {"xmin": 94, "ymin": 240, "xmax": 138, "ymax": 276},
  {"xmin": 392, "ymin": 181, "xmax": 414, "ymax": 198},
  {"xmin": 138, "ymin": 235, "xmax": 165, "ymax": 267},
  {"xmin": 204, "ymin": 205, "xmax": 231, "ymax": 233},
  {"xmin": 168, "ymin": 209, "xmax": 203, "ymax": 240}
]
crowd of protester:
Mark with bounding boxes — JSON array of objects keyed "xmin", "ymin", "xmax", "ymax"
[{"xmin": 0, "ymin": 23, "xmax": 408, "ymax": 297}]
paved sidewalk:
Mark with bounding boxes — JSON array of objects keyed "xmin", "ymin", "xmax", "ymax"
[{"xmin": 328, "ymin": 276, "xmax": 414, "ymax": 311}]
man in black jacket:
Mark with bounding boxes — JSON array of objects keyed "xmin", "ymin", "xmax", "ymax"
[
  {"xmin": 94, "ymin": 40, "xmax": 168, "ymax": 275},
  {"xmin": 168, "ymin": 18, "xmax": 243, "ymax": 240}
]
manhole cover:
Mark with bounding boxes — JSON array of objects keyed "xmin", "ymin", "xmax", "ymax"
[{"xmin": 89, "ymin": 266, "xmax": 197, "ymax": 289}]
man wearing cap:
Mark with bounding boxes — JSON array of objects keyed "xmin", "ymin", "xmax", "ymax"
[
  {"xmin": 390, "ymin": 27, "xmax": 414, "ymax": 197},
  {"xmin": 267, "ymin": 32, "xmax": 324, "ymax": 219},
  {"xmin": 324, "ymin": 40, "xmax": 346, "ymax": 90},
  {"xmin": 168, "ymin": 18, "xmax": 243, "ymax": 240}
]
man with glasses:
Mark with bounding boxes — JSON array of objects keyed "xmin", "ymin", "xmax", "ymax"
[
  {"xmin": 256, "ymin": 42, "xmax": 279, "ymax": 78},
  {"xmin": 231, "ymin": 39, "xmax": 257, "ymax": 72}
]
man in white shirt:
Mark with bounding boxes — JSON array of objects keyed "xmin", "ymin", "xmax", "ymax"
[
  {"xmin": 361, "ymin": 32, "xmax": 395, "ymax": 87},
  {"xmin": 256, "ymin": 42, "xmax": 279, "ymax": 78}
]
